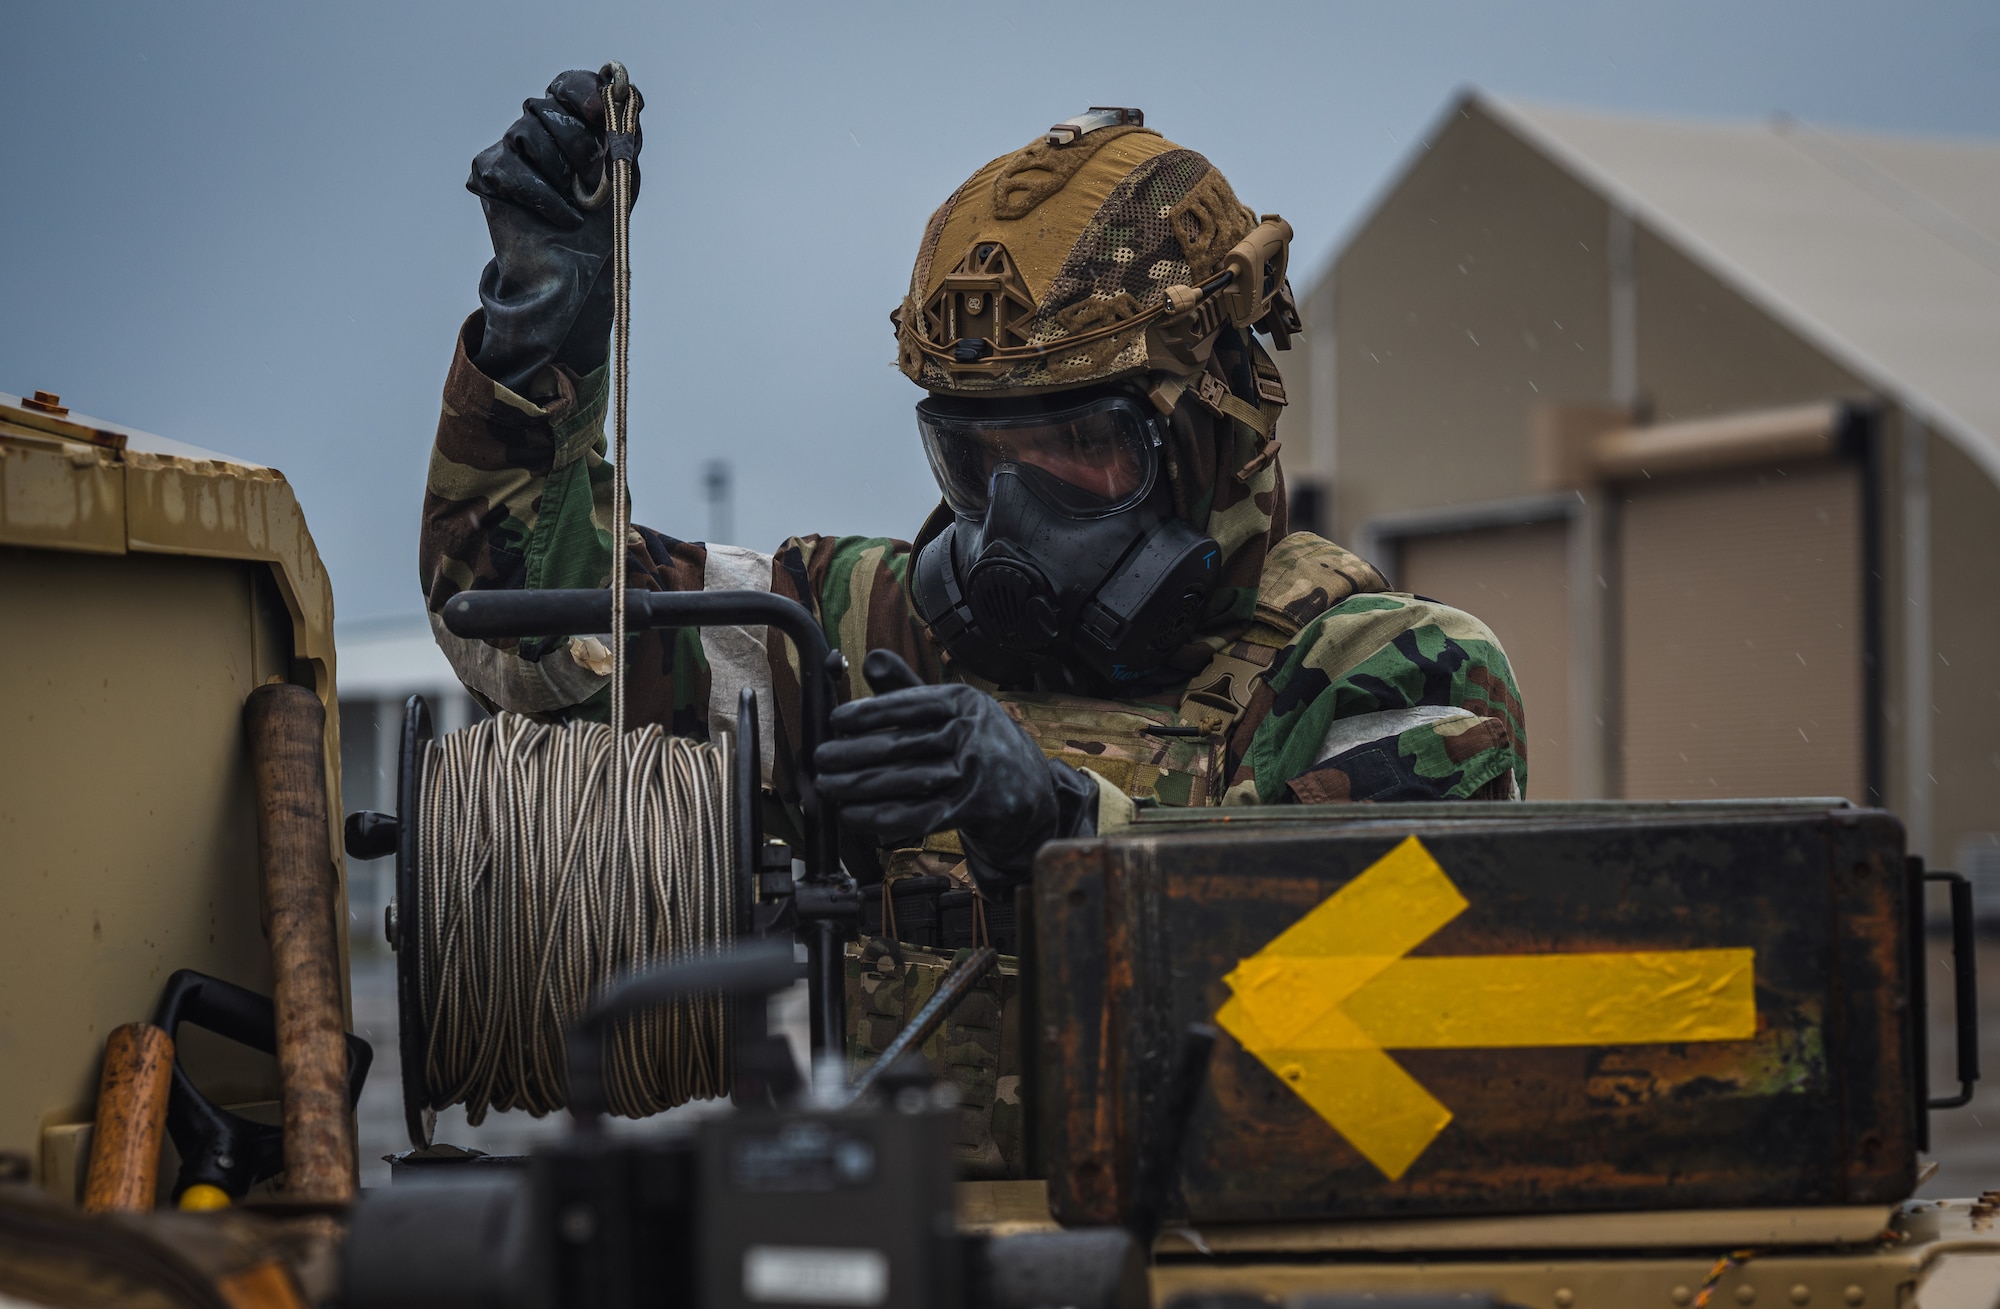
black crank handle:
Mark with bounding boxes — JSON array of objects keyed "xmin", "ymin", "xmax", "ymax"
[
  {"xmin": 442, "ymin": 588, "xmax": 831, "ymax": 765},
  {"xmin": 442, "ymin": 588, "xmax": 827, "ymax": 671}
]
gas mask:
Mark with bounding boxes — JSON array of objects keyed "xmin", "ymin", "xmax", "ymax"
[{"xmin": 910, "ymin": 389, "xmax": 1221, "ymax": 689}]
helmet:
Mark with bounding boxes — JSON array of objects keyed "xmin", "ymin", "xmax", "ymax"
[
  {"xmin": 892, "ymin": 109, "xmax": 1299, "ymax": 398},
  {"xmin": 900, "ymin": 111, "xmax": 1301, "ymax": 693}
]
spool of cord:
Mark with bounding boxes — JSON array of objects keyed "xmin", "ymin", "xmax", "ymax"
[{"xmin": 413, "ymin": 713, "xmax": 737, "ymax": 1121}]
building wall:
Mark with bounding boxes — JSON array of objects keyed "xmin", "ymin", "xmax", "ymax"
[
  {"xmin": 1310, "ymin": 103, "xmax": 2000, "ymax": 823},
  {"xmin": 1281, "ymin": 273, "xmax": 1337, "ymax": 536},
  {"xmin": 1634, "ymin": 228, "xmax": 1868, "ymax": 421},
  {"xmin": 1930, "ymin": 435, "xmax": 2000, "ymax": 872},
  {"xmin": 1619, "ymin": 224, "xmax": 1879, "ymax": 807},
  {"xmin": 1332, "ymin": 106, "xmax": 1613, "ymax": 538},
  {"xmin": 1398, "ymin": 520, "xmax": 1574, "ymax": 799}
]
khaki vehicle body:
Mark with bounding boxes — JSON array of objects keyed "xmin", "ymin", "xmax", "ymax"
[{"xmin": 0, "ymin": 391, "xmax": 346, "ymax": 1204}]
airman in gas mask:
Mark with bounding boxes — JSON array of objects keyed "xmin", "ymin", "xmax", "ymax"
[{"xmin": 422, "ymin": 78, "xmax": 1529, "ymax": 902}]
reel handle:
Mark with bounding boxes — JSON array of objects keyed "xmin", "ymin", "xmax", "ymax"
[{"xmin": 442, "ymin": 586, "xmax": 841, "ymax": 879}]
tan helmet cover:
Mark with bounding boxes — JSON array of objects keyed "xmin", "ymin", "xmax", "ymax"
[{"xmin": 894, "ymin": 123, "xmax": 1284, "ymax": 397}]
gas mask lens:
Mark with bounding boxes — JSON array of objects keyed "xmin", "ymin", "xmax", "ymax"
[{"xmin": 917, "ymin": 394, "xmax": 1158, "ymax": 517}]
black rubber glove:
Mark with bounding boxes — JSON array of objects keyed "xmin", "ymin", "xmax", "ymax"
[
  {"xmin": 465, "ymin": 70, "xmax": 643, "ymax": 395},
  {"xmin": 815, "ymin": 650, "xmax": 1100, "ymax": 890}
]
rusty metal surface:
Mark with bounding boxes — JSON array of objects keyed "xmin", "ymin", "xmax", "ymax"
[{"xmin": 1035, "ymin": 806, "xmax": 1917, "ymax": 1227}]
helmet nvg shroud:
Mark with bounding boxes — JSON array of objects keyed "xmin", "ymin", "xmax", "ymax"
[
  {"xmin": 893, "ymin": 108, "xmax": 1298, "ymax": 399},
  {"xmin": 902, "ymin": 110, "xmax": 1299, "ymax": 692}
]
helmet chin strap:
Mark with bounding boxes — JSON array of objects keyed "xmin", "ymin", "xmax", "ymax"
[{"xmin": 1146, "ymin": 334, "xmax": 1288, "ymax": 485}]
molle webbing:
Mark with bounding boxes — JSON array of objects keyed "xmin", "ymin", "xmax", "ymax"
[{"xmin": 1002, "ymin": 532, "xmax": 1390, "ymax": 806}]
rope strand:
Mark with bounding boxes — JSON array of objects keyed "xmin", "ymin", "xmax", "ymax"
[{"xmin": 606, "ymin": 76, "xmax": 637, "ymax": 842}]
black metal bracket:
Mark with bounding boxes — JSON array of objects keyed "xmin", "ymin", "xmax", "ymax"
[
  {"xmin": 1925, "ymin": 869, "xmax": 1980, "ymax": 1110},
  {"xmin": 152, "ymin": 969, "xmax": 371, "ymax": 1201},
  {"xmin": 396, "ymin": 694, "xmax": 435, "ymax": 1150}
]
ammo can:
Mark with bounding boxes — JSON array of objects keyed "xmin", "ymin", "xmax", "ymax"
[{"xmin": 1032, "ymin": 801, "xmax": 1925, "ymax": 1226}]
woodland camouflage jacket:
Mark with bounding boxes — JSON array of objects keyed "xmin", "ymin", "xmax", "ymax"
[{"xmin": 420, "ymin": 314, "xmax": 1530, "ymax": 839}]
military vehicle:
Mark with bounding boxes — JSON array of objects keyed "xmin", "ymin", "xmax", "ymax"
[{"xmin": 3, "ymin": 386, "xmax": 1997, "ymax": 1309}]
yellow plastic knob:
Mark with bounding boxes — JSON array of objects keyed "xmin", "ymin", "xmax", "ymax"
[{"xmin": 177, "ymin": 1183, "xmax": 232, "ymax": 1212}]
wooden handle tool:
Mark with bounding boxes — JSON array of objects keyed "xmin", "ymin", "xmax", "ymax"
[
  {"xmin": 245, "ymin": 682, "xmax": 355, "ymax": 1203},
  {"xmin": 81, "ymin": 1022, "xmax": 174, "ymax": 1213}
]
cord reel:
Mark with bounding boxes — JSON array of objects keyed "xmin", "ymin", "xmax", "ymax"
[
  {"xmin": 344, "ymin": 589, "xmax": 858, "ymax": 1151},
  {"xmin": 338, "ymin": 69, "xmax": 868, "ymax": 1160}
]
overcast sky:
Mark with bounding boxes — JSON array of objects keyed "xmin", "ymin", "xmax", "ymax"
[{"xmin": 6, "ymin": 1, "xmax": 1995, "ymax": 623}]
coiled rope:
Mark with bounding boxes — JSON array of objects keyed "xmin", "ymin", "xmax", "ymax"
[
  {"xmin": 416, "ymin": 715, "xmax": 736, "ymax": 1120},
  {"xmin": 409, "ymin": 67, "xmax": 743, "ymax": 1123}
]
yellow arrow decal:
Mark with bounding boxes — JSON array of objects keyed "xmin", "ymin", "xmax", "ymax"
[{"xmin": 1214, "ymin": 835, "xmax": 1756, "ymax": 1181}]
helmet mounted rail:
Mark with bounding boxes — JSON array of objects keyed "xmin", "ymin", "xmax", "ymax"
[
  {"xmin": 1046, "ymin": 106, "xmax": 1145, "ymax": 146},
  {"xmin": 897, "ymin": 214, "xmax": 1298, "ymax": 380}
]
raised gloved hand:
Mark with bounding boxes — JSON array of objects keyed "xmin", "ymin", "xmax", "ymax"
[
  {"xmin": 466, "ymin": 69, "xmax": 643, "ymax": 395},
  {"xmin": 815, "ymin": 650, "xmax": 1100, "ymax": 890}
]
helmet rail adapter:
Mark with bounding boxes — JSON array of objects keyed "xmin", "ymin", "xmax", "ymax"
[{"xmin": 892, "ymin": 110, "xmax": 1300, "ymax": 399}]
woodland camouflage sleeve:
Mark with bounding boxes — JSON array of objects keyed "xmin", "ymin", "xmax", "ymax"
[
  {"xmin": 763, "ymin": 533, "xmax": 941, "ymax": 801},
  {"xmin": 419, "ymin": 312, "xmax": 710, "ymax": 728},
  {"xmin": 1229, "ymin": 593, "xmax": 1528, "ymax": 804}
]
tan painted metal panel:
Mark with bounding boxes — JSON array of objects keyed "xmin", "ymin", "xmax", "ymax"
[
  {"xmin": 1617, "ymin": 461, "xmax": 1864, "ymax": 800},
  {"xmin": 1155, "ymin": 1202, "xmax": 1898, "ymax": 1255},
  {"xmin": 955, "ymin": 1179, "xmax": 1905, "ymax": 1255},
  {"xmin": 122, "ymin": 448, "xmax": 335, "ymax": 698},
  {"xmin": 0, "ymin": 549, "xmax": 288, "ymax": 1176},
  {"xmin": 0, "ymin": 397, "xmax": 349, "ymax": 1191},
  {"xmin": 1142, "ymin": 1197, "xmax": 1991, "ymax": 1307},
  {"xmin": 1399, "ymin": 521, "xmax": 1573, "ymax": 799},
  {"xmin": 1151, "ymin": 1251, "xmax": 1911, "ymax": 1309},
  {"xmin": 0, "ymin": 434, "xmax": 124, "ymax": 555}
]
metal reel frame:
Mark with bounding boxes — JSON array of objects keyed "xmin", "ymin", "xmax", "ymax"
[{"xmin": 392, "ymin": 694, "xmax": 433, "ymax": 1150}]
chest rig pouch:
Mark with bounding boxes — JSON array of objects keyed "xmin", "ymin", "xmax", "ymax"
[{"xmin": 846, "ymin": 532, "xmax": 1388, "ymax": 1177}]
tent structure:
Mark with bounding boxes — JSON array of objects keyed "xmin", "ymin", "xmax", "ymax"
[{"xmin": 1283, "ymin": 92, "xmax": 2000, "ymax": 873}]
